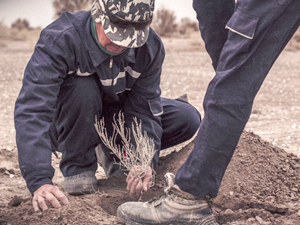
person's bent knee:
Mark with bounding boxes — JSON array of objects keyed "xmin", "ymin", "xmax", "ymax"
[{"xmin": 182, "ymin": 103, "xmax": 201, "ymax": 138}]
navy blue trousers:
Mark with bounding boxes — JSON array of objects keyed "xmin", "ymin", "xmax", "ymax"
[
  {"xmin": 176, "ymin": 0, "xmax": 300, "ymax": 198},
  {"xmin": 50, "ymin": 74, "xmax": 201, "ymax": 177}
]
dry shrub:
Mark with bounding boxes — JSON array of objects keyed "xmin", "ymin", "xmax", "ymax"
[
  {"xmin": 152, "ymin": 8, "xmax": 177, "ymax": 37},
  {"xmin": 94, "ymin": 112, "xmax": 156, "ymax": 182},
  {"xmin": 178, "ymin": 17, "xmax": 199, "ymax": 37},
  {"xmin": 11, "ymin": 19, "xmax": 31, "ymax": 31},
  {"xmin": 0, "ymin": 21, "xmax": 11, "ymax": 40},
  {"xmin": 151, "ymin": 9, "xmax": 200, "ymax": 38},
  {"xmin": 0, "ymin": 20, "xmax": 40, "ymax": 44},
  {"xmin": 53, "ymin": 0, "xmax": 93, "ymax": 18}
]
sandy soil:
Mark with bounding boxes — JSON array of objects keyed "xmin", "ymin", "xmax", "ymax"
[{"xmin": 0, "ymin": 32, "xmax": 300, "ymax": 224}]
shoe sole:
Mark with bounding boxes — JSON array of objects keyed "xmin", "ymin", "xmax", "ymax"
[
  {"xmin": 117, "ymin": 209, "xmax": 218, "ymax": 225},
  {"xmin": 67, "ymin": 189, "xmax": 97, "ymax": 196}
]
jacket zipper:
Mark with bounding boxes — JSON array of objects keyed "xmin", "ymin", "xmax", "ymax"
[
  {"xmin": 109, "ymin": 56, "xmax": 114, "ymax": 87},
  {"xmin": 109, "ymin": 56, "xmax": 113, "ymax": 69},
  {"xmin": 104, "ymin": 56, "xmax": 114, "ymax": 102}
]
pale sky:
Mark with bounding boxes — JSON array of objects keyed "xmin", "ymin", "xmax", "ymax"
[{"xmin": 0, "ymin": 0, "xmax": 196, "ymax": 28}]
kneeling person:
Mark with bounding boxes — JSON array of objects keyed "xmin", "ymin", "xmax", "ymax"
[{"xmin": 14, "ymin": 0, "xmax": 201, "ymax": 212}]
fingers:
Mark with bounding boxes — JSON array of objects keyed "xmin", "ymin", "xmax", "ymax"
[
  {"xmin": 46, "ymin": 192, "xmax": 62, "ymax": 209},
  {"xmin": 32, "ymin": 195, "xmax": 47, "ymax": 212},
  {"xmin": 126, "ymin": 175, "xmax": 142, "ymax": 196},
  {"xmin": 132, "ymin": 179, "xmax": 143, "ymax": 196},
  {"xmin": 126, "ymin": 171, "xmax": 133, "ymax": 183},
  {"xmin": 126, "ymin": 166, "xmax": 154, "ymax": 195},
  {"xmin": 126, "ymin": 175, "xmax": 136, "ymax": 193},
  {"xmin": 142, "ymin": 166, "xmax": 153, "ymax": 192},
  {"xmin": 33, "ymin": 192, "xmax": 58, "ymax": 212},
  {"xmin": 126, "ymin": 165, "xmax": 140, "ymax": 183},
  {"xmin": 126, "ymin": 167, "xmax": 138, "ymax": 192},
  {"xmin": 52, "ymin": 187, "xmax": 69, "ymax": 206},
  {"xmin": 32, "ymin": 184, "xmax": 69, "ymax": 212},
  {"xmin": 126, "ymin": 174, "xmax": 152, "ymax": 195},
  {"xmin": 142, "ymin": 175, "xmax": 152, "ymax": 192}
]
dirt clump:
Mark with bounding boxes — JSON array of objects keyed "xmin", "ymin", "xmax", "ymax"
[
  {"xmin": 214, "ymin": 132, "xmax": 300, "ymax": 225},
  {"xmin": 1, "ymin": 131, "xmax": 300, "ymax": 225}
]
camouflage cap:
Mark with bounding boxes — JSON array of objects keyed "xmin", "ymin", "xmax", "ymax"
[{"xmin": 91, "ymin": 0, "xmax": 154, "ymax": 48}]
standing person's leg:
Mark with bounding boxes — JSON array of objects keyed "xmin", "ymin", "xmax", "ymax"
[
  {"xmin": 116, "ymin": 0, "xmax": 300, "ymax": 224},
  {"xmin": 176, "ymin": 0, "xmax": 300, "ymax": 199},
  {"xmin": 193, "ymin": 0, "xmax": 235, "ymax": 69},
  {"xmin": 50, "ymin": 74, "xmax": 103, "ymax": 194}
]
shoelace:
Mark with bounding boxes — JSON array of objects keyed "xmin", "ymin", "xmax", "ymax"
[
  {"xmin": 143, "ymin": 173, "xmax": 175, "ymax": 205},
  {"xmin": 163, "ymin": 173, "xmax": 175, "ymax": 192},
  {"xmin": 146, "ymin": 192, "xmax": 167, "ymax": 206}
]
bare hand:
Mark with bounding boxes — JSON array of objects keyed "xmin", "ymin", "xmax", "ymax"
[
  {"xmin": 126, "ymin": 165, "xmax": 153, "ymax": 196},
  {"xmin": 32, "ymin": 184, "xmax": 69, "ymax": 212}
]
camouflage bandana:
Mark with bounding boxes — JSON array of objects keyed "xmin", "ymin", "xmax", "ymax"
[{"xmin": 91, "ymin": 0, "xmax": 154, "ymax": 48}]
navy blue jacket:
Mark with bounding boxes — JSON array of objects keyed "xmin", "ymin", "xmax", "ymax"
[{"xmin": 14, "ymin": 11, "xmax": 165, "ymax": 193}]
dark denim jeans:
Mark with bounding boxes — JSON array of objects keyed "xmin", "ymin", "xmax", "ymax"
[
  {"xmin": 50, "ymin": 74, "xmax": 201, "ymax": 177},
  {"xmin": 176, "ymin": 0, "xmax": 300, "ymax": 198}
]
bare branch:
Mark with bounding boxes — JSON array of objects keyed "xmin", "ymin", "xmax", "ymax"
[{"xmin": 94, "ymin": 112, "xmax": 157, "ymax": 182}]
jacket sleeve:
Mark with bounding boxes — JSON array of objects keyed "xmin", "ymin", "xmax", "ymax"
[
  {"xmin": 14, "ymin": 28, "xmax": 73, "ymax": 194},
  {"xmin": 124, "ymin": 40, "xmax": 165, "ymax": 167}
]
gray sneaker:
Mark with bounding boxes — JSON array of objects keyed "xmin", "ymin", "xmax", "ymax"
[
  {"xmin": 117, "ymin": 173, "xmax": 217, "ymax": 225},
  {"xmin": 63, "ymin": 171, "xmax": 98, "ymax": 195},
  {"xmin": 95, "ymin": 144, "xmax": 123, "ymax": 177}
]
